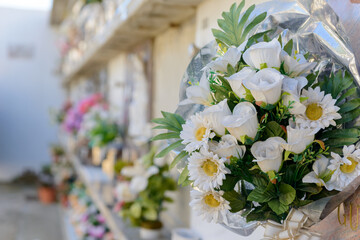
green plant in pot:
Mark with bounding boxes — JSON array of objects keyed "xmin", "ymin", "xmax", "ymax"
[
  {"xmin": 115, "ymin": 146, "xmax": 177, "ymax": 239},
  {"xmin": 87, "ymin": 118, "xmax": 119, "ymax": 166},
  {"xmin": 50, "ymin": 144, "xmax": 65, "ymax": 163},
  {"xmin": 38, "ymin": 165, "xmax": 56, "ymax": 204}
]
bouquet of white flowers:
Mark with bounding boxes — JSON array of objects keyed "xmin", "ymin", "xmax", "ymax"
[{"xmin": 152, "ymin": 0, "xmax": 360, "ymax": 238}]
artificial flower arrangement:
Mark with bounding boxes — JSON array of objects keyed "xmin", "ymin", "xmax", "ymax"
[
  {"xmin": 68, "ymin": 182, "xmax": 114, "ymax": 240},
  {"xmin": 114, "ymin": 146, "xmax": 176, "ymax": 238},
  {"xmin": 80, "ymin": 105, "xmax": 119, "ymax": 148},
  {"xmin": 63, "ymin": 93, "xmax": 103, "ymax": 135},
  {"xmin": 151, "ymin": 1, "xmax": 360, "ymax": 238}
]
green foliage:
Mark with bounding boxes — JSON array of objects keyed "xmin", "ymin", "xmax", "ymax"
[
  {"xmin": 212, "ymin": 1, "xmax": 267, "ymax": 48},
  {"xmin": 152, "ymin": 112, "xmax": 187, "ymax": 168},
  {"xmin": 283, "ymin": 39, "xmax": 293, "ymax": 56},
  {"xmin": 223, "ymin": 190, "xmax": 246, "ymax": 213},
  {"xmin": 88, "ymin": 119, "xmax": 118, "ymax": 147},
  {"xmin": 120, "ymin": 158, "xmax": 177, "ymax": 227},
  {"xmin": 263, "ymin": 121, "xmax": 285, "ymax": 138}
]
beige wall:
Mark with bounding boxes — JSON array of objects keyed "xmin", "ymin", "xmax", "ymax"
[{"xmin": 152, "ymin": 17, "xmax": 197, "ymax": 118}]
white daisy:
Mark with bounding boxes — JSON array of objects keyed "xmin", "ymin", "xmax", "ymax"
[
  {"xmin": 295, "ymin": 87, "xmax": 341, "ymax": 132},
  {"xmin": 327, "ymin": 145, "xmax": 360, "ymax": 191},
  {"xmin": 180, "ymin": 113, "xmax": 215, "ymax": 153},
  {"xmin": 209, "ymin": 134, "xmax": 246, "ymax": 160},
  {"xmin": 189, "ymin": 190, "xmax": 230, "ymax": 223},
  {"xmin": 302, "ymin": 155, "xmax": 331, "ymax": 187},
  {"xmin": 188, "ymin": 148, "xmax": 230, "ymax": 191}
]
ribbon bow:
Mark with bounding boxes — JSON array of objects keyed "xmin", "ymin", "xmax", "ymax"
[{"xmin": 262, "ymin": 209, "xmax": 321, "ymax": 240}]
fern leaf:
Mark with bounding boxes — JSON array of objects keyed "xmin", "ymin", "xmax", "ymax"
[{"xmin": 212, "ymin": 0, "xmax": 266, "ymax": 47}]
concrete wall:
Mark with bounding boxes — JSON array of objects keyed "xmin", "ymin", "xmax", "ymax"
[{"xmin": 0, "ymin": 8, "xmax": 64, "ymax": 181}]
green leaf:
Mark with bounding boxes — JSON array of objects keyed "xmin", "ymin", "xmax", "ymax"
[
  {"xmin": 283, "ymin": 39, "xmax": 293, "ymax": 56},
  {"xmin": 252, "ymin": 175, "xmax": 268, "ymax": 187},
  {"xmin": 151, "ymin": 132, "xmax": 180, "ymax": 141},
  {"xmin": 247, "ymin": 183, "xmax": 275, "ymax": 203},
  {"xmin": 268, "ymin": 199, "xmax": 289, "ymax": 215},
  {"xmin": 336, "ymin": 87, "xmax": 357, "ymax": 104},
  {"xmin": 279, "ymin": 183, "xmax": 296, "ymax": 205},
  {"xmin": 162, "ymin": 111, "xmax": 183, "ymax": 130},
  {"xmin": 264, "ymin": 121, "xmax": 285, "ymax": 138},
  {"xmin": 298, "ymin": 184, "xmax": 322, "ymax": 194},
  {"xmin": 170, "ymin": 151, "xmax": 188, "ymax": 169},
  {"xmin": 178, "ymin": 166, "xmax": 189, "ymax": 185},
  {"xmin": 339, "ymin": 99, "xmax": 360, "ymax": 114},
  {"xmin": 143, "ymin": 208, "xmax": 157, "ymax": 221},
  {"xmin": 212, "ymin": 1, "xmax": 266, "ymax": 47},
  {"xmin": 336, "ymin": 108, "xmax": 360, "ymax": 124},
  {"xmin": 155, "ymin": 140, "xmax": 183, "ymax": 158},
  {"xmin": 240, "ymin": 12, "xmax": 267, "ymax": 43},
  {"xmin": 129, "ymin": 202, "xmax": 142, "ymax": 218},
  {"xmin": 306, "ymin": 72, "xmax": 318, "ymax": 88},
  {"xmin": 152, "ymin": 124, "xmax": 180, "ymax": 132},
  {"xmin": 221, "ymin": 175, "xmax": 241, "ymax": 191},
  {"xmin": 223, "ymin": 190, "xmax": 246, "ymax": 213},
  {"xmin": 325, "ymin": 137, "xmax": 359, "ymax": 148},
  {"xmin": 320, "ymin": 128, "xmax": 360, "ymax": 140}
]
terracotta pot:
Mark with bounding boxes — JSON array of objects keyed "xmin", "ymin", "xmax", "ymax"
[
  {"xmin": 38, "ymin": 186, "xmax": 56, "ymax": 204},
  {"xmin": 140, "ymin": 221, "xmax": 163, "ymax": 240}
]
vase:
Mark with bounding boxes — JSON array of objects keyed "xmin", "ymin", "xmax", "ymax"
[
  {"xmin": 140, "ymin": 221, "xmax": 163, "ymax": 240},
  {"xmin": 38, "ymin": 186, "xmax": 56, "ymax": 204}
]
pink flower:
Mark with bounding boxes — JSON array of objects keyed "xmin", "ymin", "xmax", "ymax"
[{"xmin": 87, "ymin": 225, "xmax": 106, "ymax": 238}]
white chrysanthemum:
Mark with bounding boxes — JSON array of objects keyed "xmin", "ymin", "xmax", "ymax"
[
  {"xmin": 180, "ymin": 113, "xmax": 215, "ymax": 153},
  {"xmin": 327, "ymin": 145, "xmax": 360, "ymax": 191},
  {"xmin": 189, "ymin": 190, "xmax": 230, "ymax": 223},
  {"xmin": 188, "ymin": 148, "xmax": 230, "ymax": 191},
  {"xmin": 295, "ymin": 87, "xmax": 341, "ymax": 132}
]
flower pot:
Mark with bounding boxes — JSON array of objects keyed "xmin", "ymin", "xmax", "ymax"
[
  {"xmin": 140, "ymin": 221, "xmax": 163, "ymax": 240},
  {"xmin": 38, "ymin": 186, "xmax": 56, "ymax": 204}
]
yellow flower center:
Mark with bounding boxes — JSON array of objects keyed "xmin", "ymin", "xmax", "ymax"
[
  {"xmin": 202, "ymin": 160, "xmax": 218, "ymax": 176},
  {"xmin": 202, "ymin": 159, "xmax": 217, "ymax": 177},
  {"xmin": 340, "ymin": 157, "xmax": 358, "ymax": 173},
  {"xmin": 204, "ymin": 194, "xmax": 220, "ymax": 208},
  {"xmin": 306, "ymin": 103, "xmax": 323, "ymax": 121},
  {"xmin": 195, "ymin": 127, "xmax": 207, "ymax": 141}
]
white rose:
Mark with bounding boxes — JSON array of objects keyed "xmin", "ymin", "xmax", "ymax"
[
  {"xmin": 282, "ymin": 76, "xmax": 308, "ymax": 115},
  {"xmin": 202, "ymin": 100, "xmax": 232, "ymax": 136},
  {"xmin": 243, "ymin": 38, "xmax": 281, "ymax": 69},
  {"xmin": 243, "ymin": 68, "xmax": 284, "ymax": 104},
  {"xmin": 179, "ymin": 73, "xmax": 212, "ymax": 106},
  {"xmin": 281, "ymin": 51, "xmax": 316, "ymax": 77},
  {"xmin": 251, "ymin": 137, "xmax": 286, "ymax": 173},
  {"xmin": 209, "ymin": 134, "xmax": 246, "ymax": 160},
  {"xmin": 222, "ymin": 102, "xmax": 258, "ymax": 142},
  {"xmin": 206, "ymin": 45, "xmax": 244, "ymax": 72},
  {"xmin": 282, "ymin": 125, "xmax": 314, "ymax": 154},
  {"xmin": 225, "ymin": 67, "xmax": 256, "ymax": 98}
]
